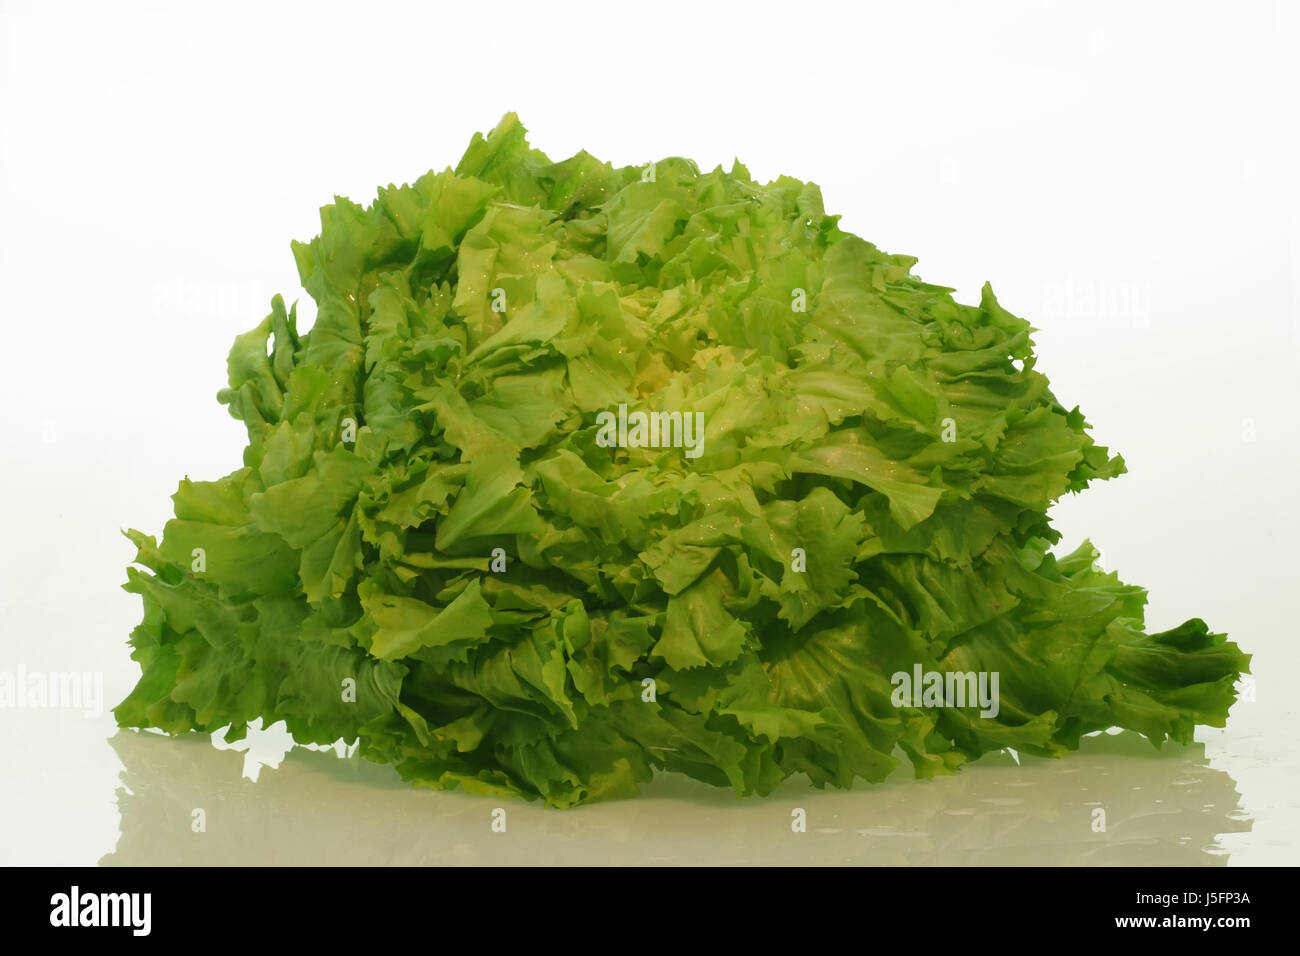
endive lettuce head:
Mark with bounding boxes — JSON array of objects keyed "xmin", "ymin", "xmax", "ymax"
[{"xmin": 117, "ymin": 114, "xmax": 1249, "ymax": 806}]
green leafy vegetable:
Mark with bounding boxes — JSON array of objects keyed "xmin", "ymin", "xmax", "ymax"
[{"xmin": 117, "ymin": 114, "xmax": 1250, "ymax": 806}]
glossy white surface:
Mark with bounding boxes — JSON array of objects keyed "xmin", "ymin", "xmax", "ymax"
[{"xmin": 95, "ymin": 727, "xmax": 1255, "ymax": 866}]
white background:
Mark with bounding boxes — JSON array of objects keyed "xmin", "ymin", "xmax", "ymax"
[{"xmin": 1, "ymin": 0, "xmax": 1296, "ymax": 864}]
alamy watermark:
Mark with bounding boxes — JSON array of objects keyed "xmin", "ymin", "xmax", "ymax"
[
  {"xmin": 890, "ymin": 665, "xmax": 1000, "ymax": 718},
  {"xmin": 595, "ymin": 404, "xmax": 705, "ymax": 459},
  {"xmin": 152, "ymin": 277, "xmax": 255, "ymax": 321},
  {"xmin": 1041, "ymin": 275, "xmax": 1153, "ymax": 329},
  {"xmin": 49, "ymin": 886, "xmax": 151, "ymax": 936},
  {"xmin": 0, "ymin": 666, "xmax": 104, "ymax": 718}
]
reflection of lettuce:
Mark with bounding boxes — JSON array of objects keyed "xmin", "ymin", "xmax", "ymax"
[
  {"xmin": 116, "ymin": 114, "xmax": 1250, "ymax": 807},
  {"xmin": 100, "ymin": 729, "xmax": 1251, "ymax": 865}
]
